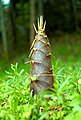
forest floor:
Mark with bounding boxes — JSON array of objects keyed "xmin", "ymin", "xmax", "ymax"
[{"xmin": 0, "ymin": 33, "xmax": 81, "ymax": 119}]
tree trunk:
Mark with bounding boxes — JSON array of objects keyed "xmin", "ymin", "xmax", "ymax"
[
  {"xmin": 30, "ymin": 0, "xmax": 36, "ymax": 44},
  {"xmin": 37, "ymin": 0, "xmax": 43, "ymax": 17},
  {"xmin": 21, "ymin": 0, "xmax": 27, "ymax": 40},
  {"xmin": 0, "ymin": 2, "xmax": 8, "ymax": 60},
  {"xmin": 70, "ymin": 0, "xmax": 79, "ymax": 30},
  {"xmin": 9, "ymin": 0, "xmax": 17, "ymax": 50}
]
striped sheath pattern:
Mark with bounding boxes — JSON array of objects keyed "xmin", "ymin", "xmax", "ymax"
[{"xmin": 30, "ymin": 16, "xmax": 54, "ymax": 95}]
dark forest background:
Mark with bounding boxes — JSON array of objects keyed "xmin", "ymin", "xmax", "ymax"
[{"xmin": 0, "ymin": 0, "xmax": 81, "ymax": 61}]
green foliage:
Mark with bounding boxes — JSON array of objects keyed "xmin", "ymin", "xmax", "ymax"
[
  {"xmin": 0, "ymin": 63, "xmax": 31, "ymax": 119},
  {"xmin": 0, "ymin": 61, "xmax": 81, "ymax": 119},
  {"xmin": 52, "ymin": 33, "xmax": 81, "ymax": 62}
]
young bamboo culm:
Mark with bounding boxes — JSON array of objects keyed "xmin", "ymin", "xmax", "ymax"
[{"xmin": 29, "ymin": 15, "xmax": 54, "ymax": 95}]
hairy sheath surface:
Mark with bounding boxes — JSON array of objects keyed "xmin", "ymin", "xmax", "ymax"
[{"xmin": 30, "ymin": 16, "xmax": 54, "ymax": 95}]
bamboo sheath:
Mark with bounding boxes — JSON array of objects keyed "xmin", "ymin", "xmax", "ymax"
[{"xmin": 30, "ymin": 16, "xmax": 54, "ymax": 95}]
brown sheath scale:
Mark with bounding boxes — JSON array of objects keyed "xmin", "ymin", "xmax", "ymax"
[{"xmin": 29, "ymin": 15, "xmax": 54, "ymax": 95}]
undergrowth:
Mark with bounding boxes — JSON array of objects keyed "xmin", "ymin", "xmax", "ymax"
[{"xmin": 0, "ymin": 61, "xmax": 81, "ymax": 120}]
